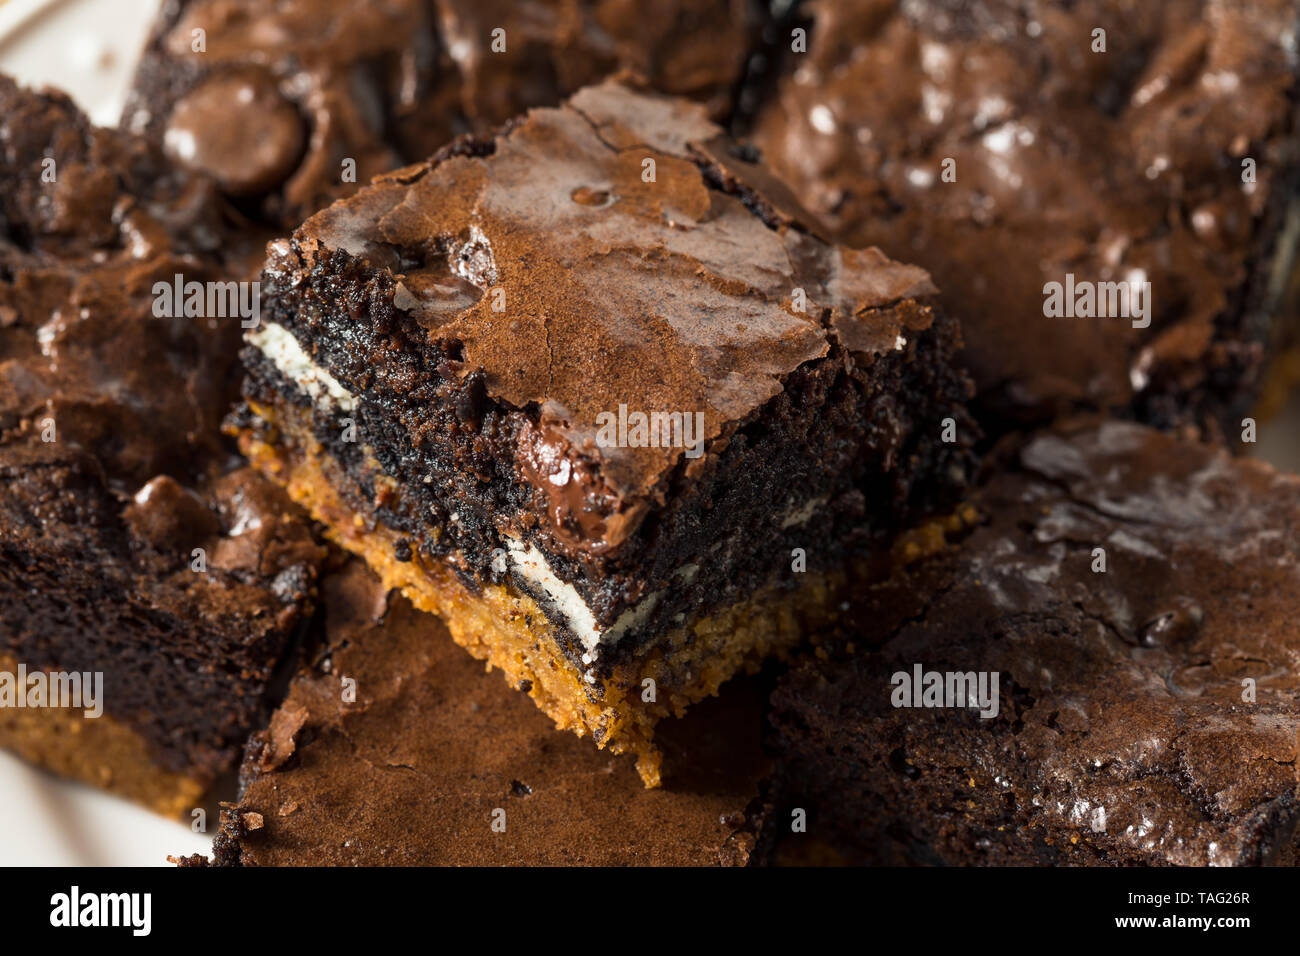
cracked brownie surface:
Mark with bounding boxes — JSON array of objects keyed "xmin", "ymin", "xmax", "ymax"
[
  {"xmin": 0, "ymin": 76, "xmax": 324, "ymax": 814},
  {"xmin": 761, "ymin": 420, "xmax": 1300, "ymax": 866},
  {"xmin": 751, "ymin": 0, "xmax": 1300, "ymax": 436}
]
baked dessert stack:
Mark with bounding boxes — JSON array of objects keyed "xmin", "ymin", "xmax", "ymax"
[
  {"xmin": 230, "ymin": 79, "xmax": 978, "ymax": 785},
  {"xmin": 0, "ymin": 0, "xmax": 1297, "ymax": 868}
]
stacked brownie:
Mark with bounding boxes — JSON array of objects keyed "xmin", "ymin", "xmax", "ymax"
[
  {"xmin": 229, "ymin": 78, "xmax": 977, "ymax": 784},
  {"xmin": 0, "ymin": 0, "xmax": 1297, "ymax": 869},
  {"xmin": 0, "ymin": 0, "xmax": 789, "ymax": 834}
]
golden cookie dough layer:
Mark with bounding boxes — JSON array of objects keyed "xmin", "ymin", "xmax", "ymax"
[
  {"xmin": 0, "ymin": 652, "xmax": 207, "ymax": 817},
  {"xmin": 238, "ymin": 399, "xmax": 857, "ymax": 787}
]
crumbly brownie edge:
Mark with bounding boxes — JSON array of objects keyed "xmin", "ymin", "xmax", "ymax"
[
  {"xmin": 1135, "ymin": 172, "xmax": 1300, "ymax": 437},
  {"xmin": 0, "ymin": 454, "xmax": 324, "ymax": 790},
  {"xmin": 0, "ymin": 537, "xmax": 310, "ymax": 786}
]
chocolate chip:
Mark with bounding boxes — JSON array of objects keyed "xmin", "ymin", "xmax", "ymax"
[
  {"xmin": 121, "ymin": 475, "xmax": 220, "ymax": 551},
  {"xmin": 1139, "ymin": 598, "xmax": 1205, "ymax": 647},
  {"xmin": 163, "ymin": 69, "xmax": 304, "ymax": 197}
]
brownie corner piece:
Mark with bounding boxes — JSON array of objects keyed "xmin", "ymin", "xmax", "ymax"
[
  {"xmin": 0, "ymin": 458, "xmax": 323, "ymax": 816},
  {"xmin": 233, "ymin": 77, "xmax": 978, "ymax": 785},
  {"xmin": 759, "ymin": 420, "xmax": 1300, "ymax": 866},
  {"xmin": 0, "ymin": 75, "xmax": 324, "ymax": 815}
]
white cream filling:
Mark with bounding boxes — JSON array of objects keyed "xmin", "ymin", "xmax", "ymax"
[
  {"xmin": 505, "ymin": 537, "xmax": 606, "ymax": 651},
  {"xmin": 1266, "ymin": 194, "xmax": 1300, "ymax": 305},
  {"xmin": 780, "ymin": 495, "xmax": 828, "ymax": 529},
  {"xmin": 247, "ymin": 321, "xmax": 356, "ymax": 413},
  {"xmin": 505, "ymin": 537, "xmax": 697, "ymax": 654}
]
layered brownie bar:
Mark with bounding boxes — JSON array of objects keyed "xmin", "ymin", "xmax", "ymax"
[
  {"xmin": 761, "ymin": 421, "xmax": 1300, "ymax": 866},
  {"xmin": 122, "ymin": 0, "xmax": 764, "ymax": 228},
  {"xmin": 179, "ymin": 560, "xmax": 764, "ymax": 865},
  {"xmin": 0, "ymin": 78, "xmax": 323, "ymax": 815},
  {"xmin": 232, "ymin": 79, "xmax": 977, "ymax": 784},
  {"xmin": 751, "ymin": 0, "xmax": 1300, "ymax": 436}
]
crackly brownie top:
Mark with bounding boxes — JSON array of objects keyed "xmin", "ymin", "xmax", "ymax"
[
  {"xmin": 123, "ymin": 0, "xmax": 762, "ymax": 226},
  {"xmin": 1, "ymin": 76, "xmax": 237, "ymax": 487},
  {"xmin": 767, "ymin": 421, "xmax": 1300, "ymax": 865},
  {"xmin": 0, "ymin": 77, "xmax": 319, "ymax": 619},
  {"xmin": 279, "ymin": 79, "xmax": 938, "ymax": 503},
  {"xmin": 752, "ymin": 0, "xmax": 1300, "ymax": 424},
  {"xmin": 212, "ymin": 560, "xmax": 764, "ymax": 865}
]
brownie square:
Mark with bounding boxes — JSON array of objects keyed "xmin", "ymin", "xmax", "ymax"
[
  {"xmin": 230, "ymin": 79, "xmax": 978, "ymax": 784},
  {"xmin": 189, "ymin": 560, "xmax": 766, "ymax": 866},
  {"xmin": 760, "ymin": 420, "xmax": 1300, "ymax": 866},
  {"xmin": 751, "ymin": 0, "xmax": 1300, "ymax": 437},
  {"xmin": 121, "ymin": 0, "xmax": 765, "ymax": 228},
  {"xmin": 0, "ymin": 77, "xmax": 324, "ymax": 815}
]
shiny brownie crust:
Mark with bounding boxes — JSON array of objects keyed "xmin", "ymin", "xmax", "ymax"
[
  {"xmin": 121, "ymin": 0, "xmax": 765, "ymax": 229},
  {"xmin": 750, "ymin": 0, "xmax": 1300, "ymax": 438}
]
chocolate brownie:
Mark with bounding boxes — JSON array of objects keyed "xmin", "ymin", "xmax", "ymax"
[
  {"xmin": 0, "ymin": 76, "xmax": 324, "ymax": 815},
  {"xmin": 121, "ymin": 0, "xmax": 765, "ymax": 228},
  {"xmin": 190, "ymin": 560, "xmax": 765, "ymax": 866},
  {"xmin": 760, "ymin": 421, "xmax": 1300, "ymax": 866},
  {"xmin": 750, "ymin": 0, "xmax": 1300, "ymax": 437},
  {"xmin": 230, "ymin": 78, "xmax": 978, "ymax": 785}
]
